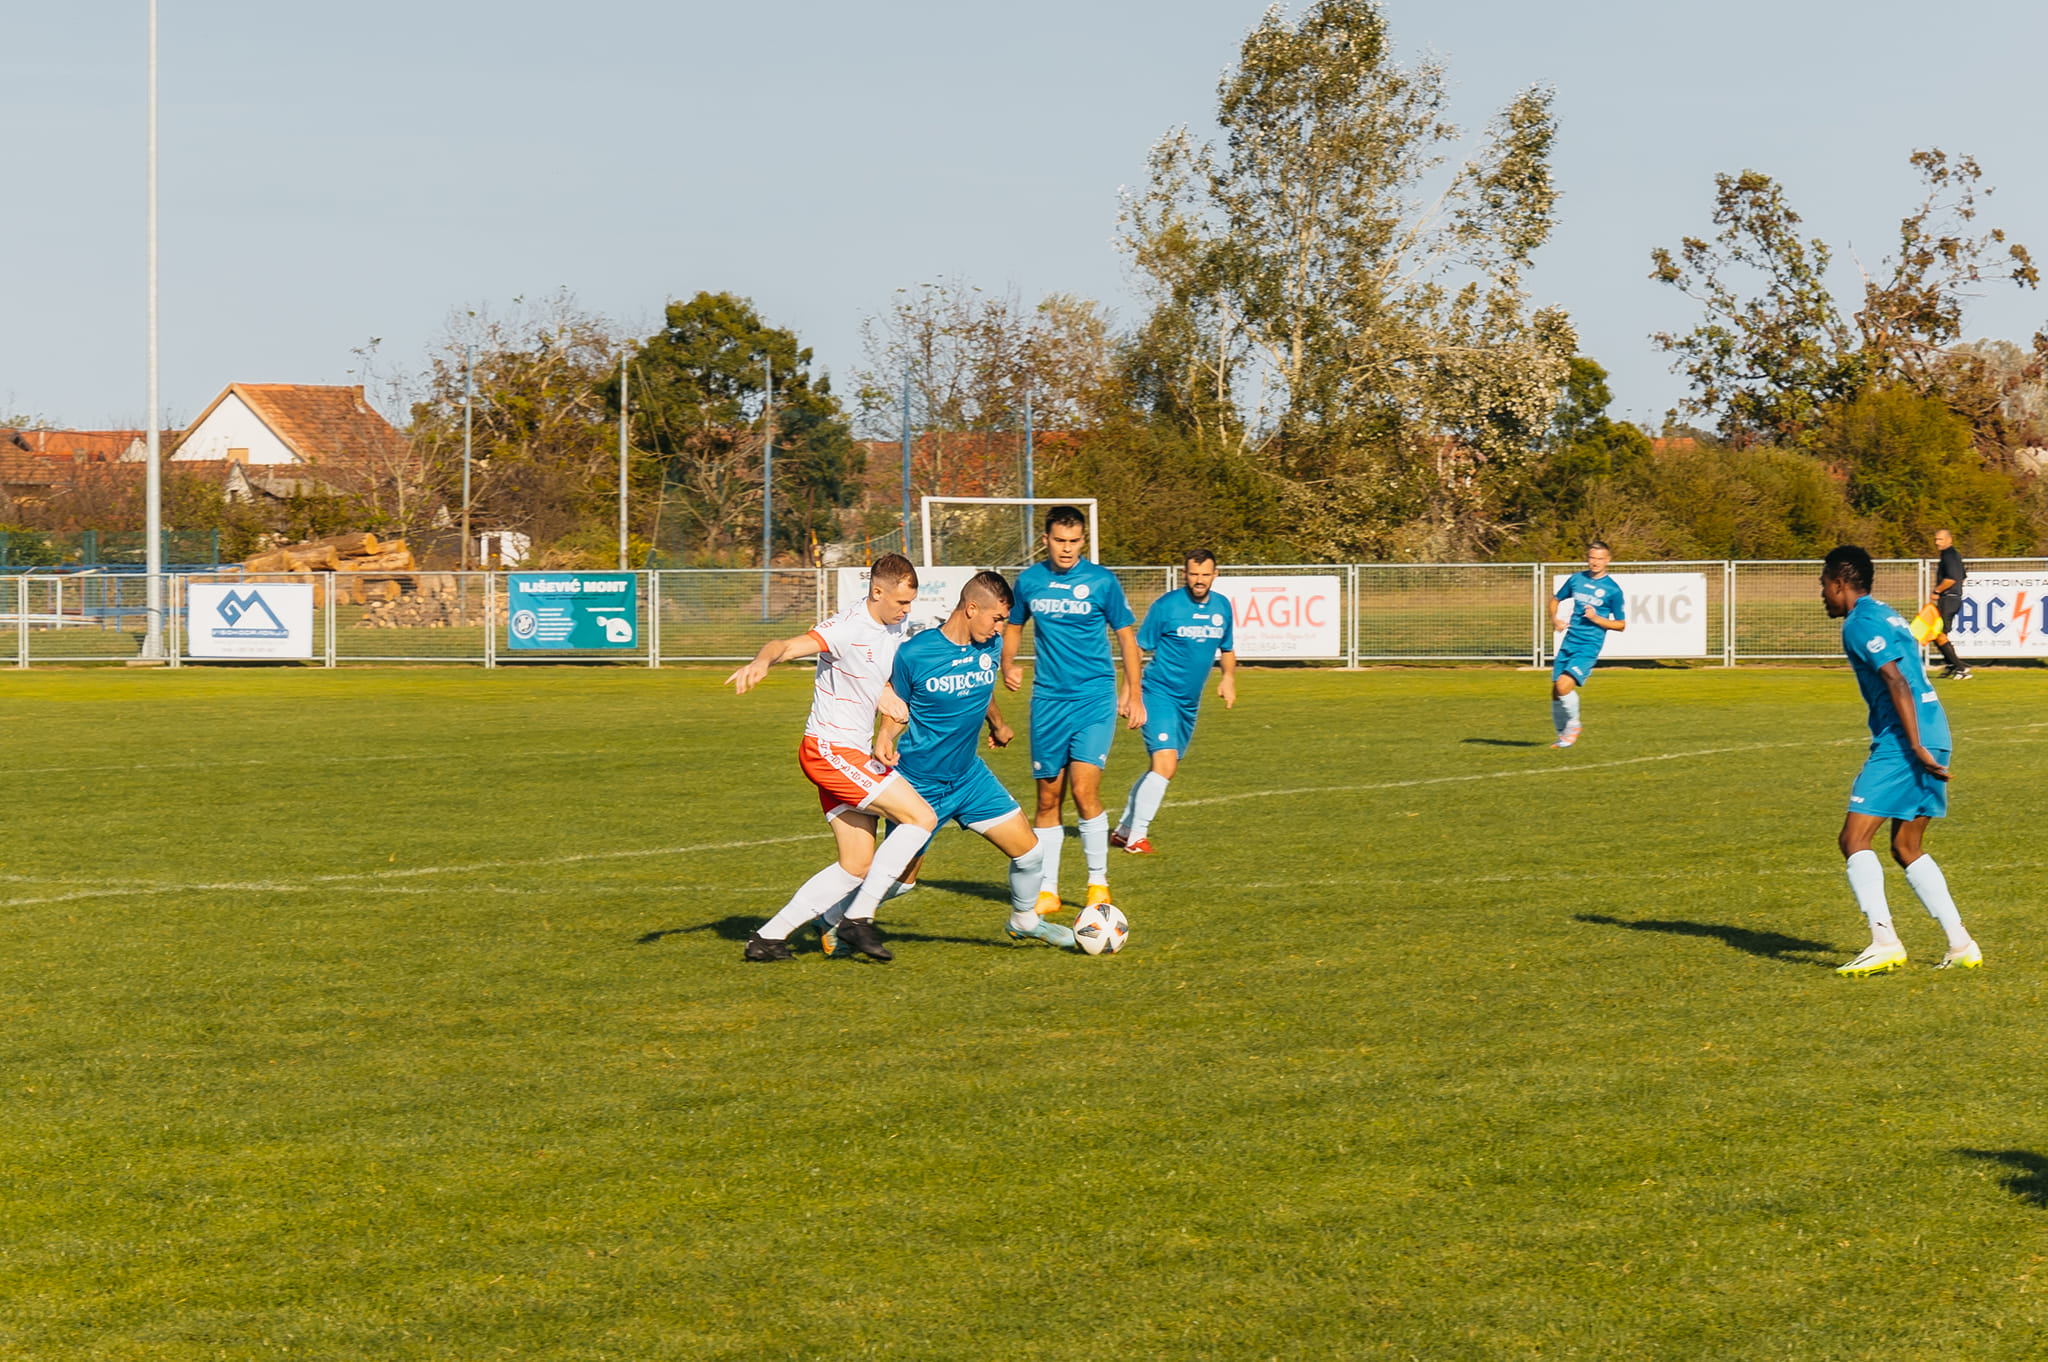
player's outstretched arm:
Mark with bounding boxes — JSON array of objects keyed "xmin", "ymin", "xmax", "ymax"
[
  {"xmin": 725, "ymin": 633, "xmax": 822, "ymax": 694},
  {"xmin": 1000, "ymin": 623, "xmax": 1026, "ymax": 691},
  {"xmin": 1114, "ymin": 625, "xmax": 1147, "ymax": 729},
  {"xmin": 1879, "ymin": 659, "xmax": 1948, "ymax": 780},
  {"xmin": 1217, "ymin": 650, "xmax": 1237, "ymax": 709}
]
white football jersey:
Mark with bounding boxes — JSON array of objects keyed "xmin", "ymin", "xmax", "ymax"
[{"xmin": 803, "ymin": 604, "xmax": 909, "ymax": 749}]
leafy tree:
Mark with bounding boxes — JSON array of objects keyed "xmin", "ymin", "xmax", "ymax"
[
  {"xmin": 1119, "ymin": 0, "xmax": 1576, "ymax": 558},
  {"xmin": 1652, "ymin": 151, "xmax": 2039, "ymax": 446},
  {"xmin": 1817, "ymin": 384, "xmax": 2028, "ymax": 554},
  {"xmin": 624, "ymin": 291, "xmax": 859, "ymax": 563}
]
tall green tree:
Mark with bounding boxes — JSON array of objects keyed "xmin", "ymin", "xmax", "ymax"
[
  {"xmin": 624, "ymin": 292, "xmax": 860, "ymax": 562},
  {"xmin": 1119, "ymin": 0, "xmax": 1575, "ymax": 559}
]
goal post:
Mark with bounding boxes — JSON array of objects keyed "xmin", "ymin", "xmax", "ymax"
[{"xmin": 919, "ymin": 496, "xmax": 1098, "ymax": 568}]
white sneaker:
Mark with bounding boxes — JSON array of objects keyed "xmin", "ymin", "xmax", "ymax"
[
  {"xmin": 1935, "ymin": 941, "xmax": 1983, "ymax": 970},
  {"xmin": 1835, "ymin": 942, "xmax": 1908, "ymax": 977}
]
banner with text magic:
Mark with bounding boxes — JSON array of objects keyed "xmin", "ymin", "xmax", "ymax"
[
  {"xmin": 1211, "ymin": 575, "xmax": 1343, "ymax": 660},
  {"xmin": 836, "ymin": 566, "xmax": 979, "ymax": 638},
  {"xmin": 1551, "ymin": 572, "xmax": 1708, "ymax": 659},
  {"xmin": 187, "ymin": 582, "xmax": 316, "ymax": 659},
  {"xmin": 507, "ymin": 573, "xmax": 638, "ymax": 650},
  {"xmin": 1946, "ymin": 573, "xmax": 2048, "ymax": 657}
]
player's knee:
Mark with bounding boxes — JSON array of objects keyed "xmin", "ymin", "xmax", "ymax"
[
  {"xmin": 906, "ymin": 806, "xmax": 938, "ymax": 832},
  {"xmin": 1010, "ymin": 844, "xmax": 1043, "ymax": 875}
]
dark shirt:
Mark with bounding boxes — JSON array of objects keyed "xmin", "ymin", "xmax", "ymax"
[{"xmin": 1937, "ymin": 546, "xmax": 1967, "ymax": 598}]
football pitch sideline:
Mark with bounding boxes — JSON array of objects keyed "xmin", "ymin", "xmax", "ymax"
[{"xmin": 2, "ymin": 666, "xmax": 2044, "ymax": 1360}]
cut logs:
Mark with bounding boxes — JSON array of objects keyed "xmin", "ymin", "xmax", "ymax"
[{"xmin": 236, "ymin": 533, "xmax": 421, "ymax": 610}]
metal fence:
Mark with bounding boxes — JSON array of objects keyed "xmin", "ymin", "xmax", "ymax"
[{"xmin": 0, "ymin": 559, "xmax": 2028, "ymax": 668}]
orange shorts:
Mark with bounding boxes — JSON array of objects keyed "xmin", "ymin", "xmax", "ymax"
[{"xmin": 799, "ymin": 734, "xmax": 899, "ymax": 819}]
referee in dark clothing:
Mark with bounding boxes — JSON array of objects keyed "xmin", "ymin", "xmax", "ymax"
[{"xmin": 1931, "ymin": 528, "xmax": 1971, "ymax": 680}]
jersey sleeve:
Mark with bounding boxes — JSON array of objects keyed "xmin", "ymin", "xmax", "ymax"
[
  {"xmin": 1007, "ymin": 581, "xmax": 1030, "ymax": 627},
  {"xmin": 1102, "ymin": 575, "xmax": 1135, "ymax": 632},
  {"xmin": 1218, "ymin": 595, "xmax": 1236, "ymax": 652},
  {"xmin": 1554, "ymin": 576, "xmax": 1573, "ymax": 603},
  {"xmin": 1137, "ymin": 598, "xmax": 1163, "ymax": 651},
  {"xmin": 1606, "ymin": 582, "xmax": 1626, "ymax": 622},
  {"xmin": 889, "ymin": 641, "xmax": 917, "ymax": 699},
  {"xmin": 808, "ymin": 612, "xmax": 849, "ymax": 658},
  {"xmin": 1846, "ymin": 611, "xmax": 1909, "ymax": 670}
]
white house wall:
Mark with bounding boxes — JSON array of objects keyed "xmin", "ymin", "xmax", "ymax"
[{"xmin": 172, "ymin": 393, "xmax": 299, "ymax": 464}]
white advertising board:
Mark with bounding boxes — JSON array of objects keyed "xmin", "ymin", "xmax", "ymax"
[
  {"xmin": 1947, "ymin": 573, "xmax": 2048, "ymax": 657},
  {"xmin": 1212, "ymin": 575, "xmax": 1344, "ymax": 660},
  {"xmin": 836, "ymin": 566, "xmax": 981, "ymax": 638},
  {"xmin": 1552, "ymin": 572, "xmax": 1708, "ymax": 659},
  {"xmin": 186, "ymin": 581, "xmax": 316, "ymax": 659}
]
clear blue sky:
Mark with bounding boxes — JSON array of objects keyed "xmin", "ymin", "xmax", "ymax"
[{"xmin": 5, "ymin": 0, "xmax": 2045, "ymax": 433}]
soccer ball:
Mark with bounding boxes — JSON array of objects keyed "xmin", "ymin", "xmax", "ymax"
[{"xmin": 1073, "ymin": 904, "xmax": 1129, "ymax": 956}]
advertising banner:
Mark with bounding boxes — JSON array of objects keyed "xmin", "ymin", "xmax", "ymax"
[
  {"xmin": 836, "ymin": 566, "xmax": 980, "ymax": 637},
  {"xmin": 1212, "ymin": 575, "xmax": 1343, "ymax": 660},
  {"xmin": 506, "ymin": 573, "xmax": 638, "ymax": 650},
  {"xmin": 1946, "ymin": 573, "xmax": 2048, "ymax": 658},
  {"xmin": 1552, "ymin": 572, "xmax": 1708, "ymax": 659},
  {"xmin": 186, "ymin": 582, "xmax": 316, "ymax": 659}
]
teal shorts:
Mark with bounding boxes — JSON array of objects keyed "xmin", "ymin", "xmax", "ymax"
[
  {"xmin": 906, "ymin": 760, "xmax": 1022, "ymax": 833},
  {"xmin": 1849, "ymin": 741, "xmax": 1949, "ymax": 821},
  {"xmin": 1141, "ymin": 687, "xmax": 1202, "ymax": 756},
  {"xmin": 1030, "ymin": 693, "xmax": 1116, "ymax": 777}
]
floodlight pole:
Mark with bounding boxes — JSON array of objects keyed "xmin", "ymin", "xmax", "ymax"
[
  {"xmin": 618, "ymin": 352, "xmax": 629, "ymax": 571},
  {"xmin": 460, "ymin": 344, "xmax": 473, "ymax": 571},
  {"xmin": 1021, "ymin": 385, "xmax": 1034, "ymax": 564},
  {"xmin": 760, "ymin": 356, "xmax": 772, "ymax": 620},
  {"xmin": 899, "ymin": 361, "xmax": 913, "ymax": 556},
  {"xmin": 142, "ymin": 0, "xmax": 163, "ymax": 658}
]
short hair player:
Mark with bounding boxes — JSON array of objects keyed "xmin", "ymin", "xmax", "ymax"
[
  {"xmin": 1550, "ymin": 542, "xmax": 1626, "ymax": 748},
  {"xmin": 1112, "ymin": 549, "xmax": 1236, "ymax": 854}
]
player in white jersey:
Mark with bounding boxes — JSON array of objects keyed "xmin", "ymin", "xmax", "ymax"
[{"xmin": 726, "ymin": 554, "xmax": 939, "ymax": 962}]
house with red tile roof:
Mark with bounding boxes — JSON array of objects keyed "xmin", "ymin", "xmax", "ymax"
[{"xmin": 170, "ymin": 384, "xmax": 407, "ymax": 469}]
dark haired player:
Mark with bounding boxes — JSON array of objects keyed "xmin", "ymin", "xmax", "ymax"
[
  {"xmin": 1112, "ymin": 549, "xmax": 1236, "ymax": 854},
  {"xmin": 1549, "ymin": 542, "xmax": 1626, "ymax": 748},
  {"xmin": 1002, "ymin": 506, "xmax": 1144, "ymax": 916},
  {"xmin": 1821, "ymin": 545, "xmax": 1981, "ymax": 976}
]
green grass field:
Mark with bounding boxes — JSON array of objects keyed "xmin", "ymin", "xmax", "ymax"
[{"xmin": 3, "ymin": 665, "xmax": 2044, "ymax": 1360}]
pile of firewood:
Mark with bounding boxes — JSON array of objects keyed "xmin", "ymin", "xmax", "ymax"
[
  {"xmin": 237, "ymin": 533, "xmax": 419, "ymax": 609},
  {"xmin": 358, "ymin": 575, "xmax": 491, "ymax": 629}
]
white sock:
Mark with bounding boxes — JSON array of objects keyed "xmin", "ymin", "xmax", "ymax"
[
  {"xmin": 1845, "ymin": 849, "xmax": 1900, "ymax": 949},
  {"xmin": 1080, "ymin": 812, "xmax": 1110, "ymax": 886},
  {"xmin": 1553, "ymin": 690, "xmax": 1580, "ymax": 733},
  {"xmin": 1904, "ymin": 855, "xmax": 1972, "ymax": 950},
  {"xmin": 1117, "ymin": 772, "xmax": 1144, "ymax": 837},
  {"xmin": 845, "ymin": 823, "xmax": 931, "ymax": 922},
  {"xmin": 819, "ymin": 876, "xmax": 914, "ymax": 929},
  {"xmin": 1035, "ymin": 824, "xmax": 1064, "ymax": 897},
  {"xmin": 1126, "ymin": 772, "xmax": 1170, "ymax": 842},
  {"xmin": 758, "ymin": 863, "xmax": 862, "ymax": 940},
  {"xmin": 1008, "ymin": 845, "xmax": 1046, "ymax": 931}
]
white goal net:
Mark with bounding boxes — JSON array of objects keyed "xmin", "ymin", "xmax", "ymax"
[{"xmin": 919, "ymin": 496, "xmax": 1099, "ymax": 568}]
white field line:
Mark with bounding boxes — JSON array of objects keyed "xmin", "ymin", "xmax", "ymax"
[{"xmin": 6, "ymin": 722, "xmax": 2044, "ymax": 908}]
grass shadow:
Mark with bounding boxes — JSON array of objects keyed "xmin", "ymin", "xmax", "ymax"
[
  {"xmin": 1575, "ymin": 913, "xmax": 1840, "ymax": 967},
  {"xmin": 1957, "ymin": 1150, "xmax": 2048, "ymax": 1207},
  {"xmin": 636, "ymin": 913, "xmax": 1008, "ymax": 952},
  {"xmin": 916, "ymin": 878, "xmax": 1015, "ymax": 906},
  {"xmin": 1461, "ymin": 738, "xmax": 1544, "ymax": 748},
  {"xmin": 638, "ymin": 915, "xmax": 755, "ymax": 944}
]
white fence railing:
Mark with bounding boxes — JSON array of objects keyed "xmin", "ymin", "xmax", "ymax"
[{"xmin": 0, "ymin": 559, "xmax": 2026, "ymax": 668}]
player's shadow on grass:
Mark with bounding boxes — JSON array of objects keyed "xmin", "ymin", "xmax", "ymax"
[
  {"xmin": 635, "ymin": 911, "xmax": 1004, "ymax": 951},
  {"xmin": 1461, "ymin": 738, "xmax": 1545, "ymax": 748},
  {"xmin": 1956, "ymin": 1149, "xmax": 2048, "ymax": 1208},
  {"xmin": 1574, "ymin": 913, "xmax": 1840, "ymax": 967},
  {"xmin": 638, "ymin": 916, "xmax": 754, "ymax": 944}
]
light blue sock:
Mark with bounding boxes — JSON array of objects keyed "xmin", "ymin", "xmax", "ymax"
[
  {"xmin": 1904, "ymin": 855, "xmax": 1971, "ymax": 950},
  {"xmin": 1845, "ymin": 849, "xmax": 1899, "ymax": 948},
  {"xmin": 1127, "ymin": 772, "xmax": 1170, "ymax": 841},
  {"xmin": 1080, "ymin": 812, "xmax": 1110, "ymax": 886},
  {"xmin": 1008, "ymin": 845, "xmax": 1046, "ymax": 929},
  {"xmin": 1552, "ymin": 690, "xmax": 1580, "ymax": 733},
  {"xmin": 1034, "ymin": 825, "xmax": 1064, "ymax": 898}
]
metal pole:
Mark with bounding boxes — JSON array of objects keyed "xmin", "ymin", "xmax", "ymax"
[
  {"xmin": 760, "ymin": 356, "xmax": 772, "ymax": 622},
  {"xmin": 1022, "ymin": 386, "xmax": 1034, "ymax": 564},
  {"xmin": 461, "ymin": 344, "xmax": 473, "ymax": 571},
  {"xmin": 899, "ymin": 361, "xmax": 912, "ymax": 556},
  {"xmin": 142, "ymin": 0, "xmax": 163, "ymax": 659},
  {"xmin": 618, "ymin": 352, "xmax": 630, "ymax": 572}
]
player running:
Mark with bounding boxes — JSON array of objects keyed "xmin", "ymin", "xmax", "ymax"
[
  {"xmin": 1549, "ymin": 541, "xmax": 1626, "ymax": 748},
  {"xmin": 1001, "ymin": 505, "xmax": 1145, "ymax": 918},
  {"xmin": 727, "ymin": 553, "xmax": 936, "ymax": 963},
  {"xmin": 1821, "ymin": 545, "xmax": 1982, "ymax": 977},
  {"xmin": 873, "ymin": 571, "xmax": 1076, "ymax": 951},
  {"xmin": 1112, "ymin": 549, "xmax": 1236, "ymax": 854}
]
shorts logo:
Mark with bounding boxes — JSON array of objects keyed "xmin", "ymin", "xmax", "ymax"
[
  {"xmin": 1073, "ymin": 584, "xmax": 1091, "ymax": 601},
  {"xmin": 1157, "ymin": 730, "xmax": 1169, "ymax": 740},
  {"xmin": 1851, "ymin": 794, "xmax": 1866, "ymax": 803}
]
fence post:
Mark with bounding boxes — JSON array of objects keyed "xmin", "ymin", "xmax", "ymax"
[
  {"xmin": 16, "ymin": 574, "xmax": 27, "ymax": 668},
  {"xmin": 324, "ymin": 572, "xmax": 337, "ymax": 668},
  {"xmin": 168, "ymin": 573, "xmax": 181, "ymax": 667},
  {"xmin": 646, "ymin": 570, "xmax": 659, "ymax": 669},
  {"xmin": 1530, "ymin": 563, "xmax": 1543, "ymax": 668},
  {"xmin": 484, "ymin": 573, "xmax": 497, "ymax": 669},
  {"xmin": 1347, "ymin": 564, "xmax": 1359, "ymax": 669},
  {"xmin": 1723, "ymin": 561, "xmax": 1735, "ymax": 667}
]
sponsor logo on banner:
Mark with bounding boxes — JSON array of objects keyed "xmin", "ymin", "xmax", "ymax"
[
  {"xmin": 1212, "ymin": 575, "xmax": 1342, "ymax": 659},
  {"xmin": 1946, "ymin": 573, "xmax": 2048, "ymax": 656},
  {"xmin": 1552, "ymin": 572, "xmax": 1708, "ymax": 659},
  {"xmin": 836, "ymin": 567, "xmax": 980, "ymax": 636},
  {"xmin": 187, "ymin": 582, "xmax": 316, "ymax": 659},
  {"xmin": 505, "ymin": 573, "xmax": 639, "ymax": 650}
]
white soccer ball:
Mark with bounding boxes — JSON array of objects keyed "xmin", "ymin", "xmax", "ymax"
[{"xmin": 1074, "ymin": 904, "xmax": 1129, "ymax": 956}]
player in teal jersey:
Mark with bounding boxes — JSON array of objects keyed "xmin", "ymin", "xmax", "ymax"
[
  {"xmin": 1001, "ymin": 506, "xmax": 1145, "ymax": 918},
  {"xmin": 1821, "ymin": 546, "xmax": 1981, "ymax": 976},
  {"xmin": 1549, "ymin": 542, "xmax": 1626, "ymax": 748},
  {"xmin": 868, "ymin": 571, "xmax": 1077, "ymax": 951},
  {"xmin": 1112, "ymin": 549, "xmax": 1236, "ymax": 854}
]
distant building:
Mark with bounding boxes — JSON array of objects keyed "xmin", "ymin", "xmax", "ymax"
[{"xmin": 170, "ymin": 383, "xmax": 407, "ymax": 468}]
